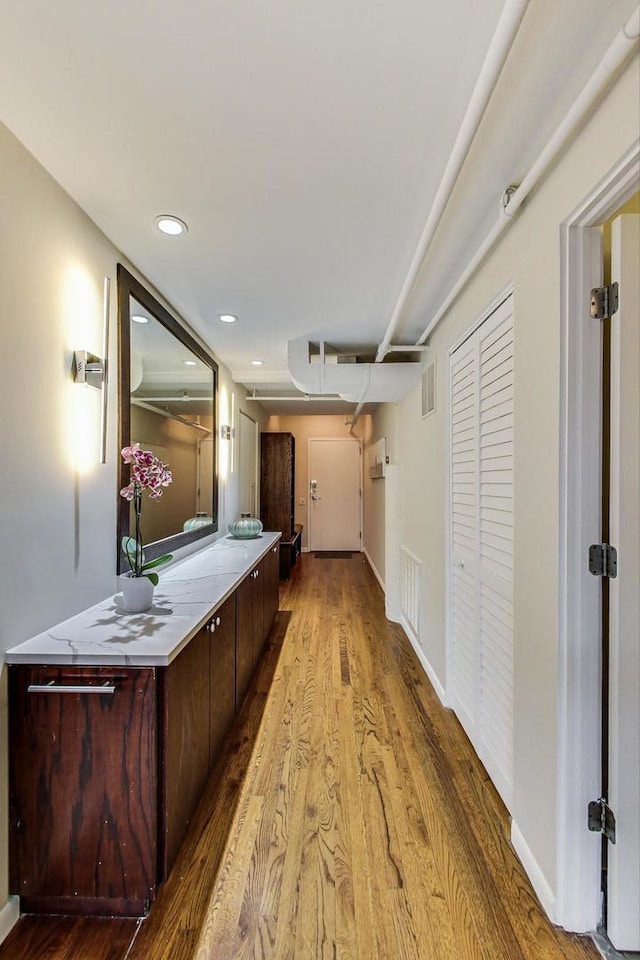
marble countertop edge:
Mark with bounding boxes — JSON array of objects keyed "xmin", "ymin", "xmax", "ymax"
[{"xmin": 6, "ymin": 532, "xmax": 280, "ymax": 667}]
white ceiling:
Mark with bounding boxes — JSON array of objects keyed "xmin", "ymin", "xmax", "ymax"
[{"xmin": 1, "ymin": 0, "xmax": 636, "ymax": 415}]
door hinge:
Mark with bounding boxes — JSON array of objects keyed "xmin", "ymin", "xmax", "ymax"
[
  {"xmin": 588, "ymin": 543, "xmax": 617, "ymax": 578},
  {"xmin": 588, "ymin": 797, "xmax": 616, "ymax": 843},
  {"xmin": 590, "ymin": 282, "xmax": 618, "ymax": 320}
]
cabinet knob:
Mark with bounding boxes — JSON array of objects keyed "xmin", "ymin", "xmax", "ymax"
[{"xmin": 216, "ymin": 616, "xmax": 221, "ymax": 626}]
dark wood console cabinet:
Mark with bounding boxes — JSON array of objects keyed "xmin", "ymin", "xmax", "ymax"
[{"xmin": 8, "ymin": 548, "xmax": 279, "ymax": 918}]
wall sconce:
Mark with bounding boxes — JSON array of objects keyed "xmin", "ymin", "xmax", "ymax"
[
  {"xmin": 220, "ymin": 424, "xmax": 231, "ymax": 441},
  {"xmin": 73, "ymin": 277, "xmax": 110, "ymax": 464}
]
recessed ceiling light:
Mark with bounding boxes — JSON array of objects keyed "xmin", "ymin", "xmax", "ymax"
[
  {"xmin": 155, "ymin": 215, "xmax": 188, "ymax": 236},
  {"xmin": 131, "ymin": 314, "xmax": 148, "ymax": 324},
  {"xmin": 251, "ymin": 359, "xmax": 264, "ymax": 366},
  {"xmin": 184, "ymin": 359, "xmax": 197, "ymax": 366},
  {"xmin": 219, "ymin": 314, "xmax": 238, "ymax": 324}
]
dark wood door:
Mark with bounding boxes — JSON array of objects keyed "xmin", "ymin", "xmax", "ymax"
[
  {"xmin": 209, "ymin": 594, "xmax": 236, "ymax": 767},
  {"xmin": 159, "ymin": 627, "xmax": 210, "ymax": 877},
  {"xmin": 9, "ymin": 665, "xmax": 157, "ymax": 914},
  {"xmin": 260, "ymin": 432, "xmax": 295, "ymax": 538}
]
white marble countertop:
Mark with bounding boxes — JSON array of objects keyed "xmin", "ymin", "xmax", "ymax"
[{"xmin": 5, "ymin": 533, "xmax": 280, "ymax": 667}]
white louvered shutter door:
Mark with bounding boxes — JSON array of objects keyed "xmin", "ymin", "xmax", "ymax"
[
  {"xmin": 478, "ymin": 299, "xmax": 514, "ymax": 805},
  {"xmin": 449, "ymin": 295, "xmax": 514, "ymax": 810},
  {"xmin": 450, "ymin": 334, "xmax": 479, "ymax": 735}
]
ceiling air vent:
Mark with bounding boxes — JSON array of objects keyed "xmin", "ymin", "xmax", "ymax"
[{"xmin": 422, "ymin": 359, "xmax": 436, "ymax": 418}]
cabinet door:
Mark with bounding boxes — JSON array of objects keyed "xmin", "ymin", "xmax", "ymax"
[
  {"xmin": 9, "ymin": 665, "xmax": 157, "ymax": 910},
  {"xmin": 159, "ymin": 627, "xmax": 210, "ymax": 877},
  {"xmin": 235, "ymin": 571, "xmax": 256, "ymax": 711},
  {"xmin": 252, "ymin": 561, "xmax": 264, "ymax": 668},
  {"xmin": 210, "ymin": 594, "xmax": 236, "ymax": 768},
  {"xmin": 262, "ymin": 541, "xmax": 280, "ymax": 643}
]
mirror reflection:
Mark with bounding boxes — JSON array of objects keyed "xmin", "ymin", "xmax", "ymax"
[
  {"xmin": 129, "ymin": 297, "xmax": 214, "ymax": 543},
  {"xmin": 117, "ymin": 265, "xmax": 218, "ymax": 569}
]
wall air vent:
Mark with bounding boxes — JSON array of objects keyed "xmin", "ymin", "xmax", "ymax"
[{"xmin": 422, "ymin": 359, "xmax": 436, "ymax": 418}]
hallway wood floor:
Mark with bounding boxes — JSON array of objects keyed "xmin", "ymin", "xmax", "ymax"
[{"xmin": 0, "ymin": 554, "xmax": 600, "ymax": 960}]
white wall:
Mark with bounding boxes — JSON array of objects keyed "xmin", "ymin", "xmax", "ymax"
[
  {"xmin": 362, "ymin": 403, "xmax": 398, "ymax": 587},
  {"xmin": 218, "ymin": 369, "xmax": 270, "ymax": 533},
  {"xmin": 0, "ymin": 120, "xmax": 261, "ymax": 922},
  {"xmin": 369, "ymin": 54, "xmax": 639, "ymax": 905}
]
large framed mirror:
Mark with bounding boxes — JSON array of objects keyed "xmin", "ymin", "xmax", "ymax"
[{"xmin": 117, "ymin": 264, "xmax": 218, "ymax": 571}]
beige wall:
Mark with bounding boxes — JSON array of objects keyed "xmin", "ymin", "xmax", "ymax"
[
  {"xmin": 362, "ymin": 403, "xmax": 398, "ymax": 584},
  {"xmin": 604, "ymin": 189, "xmax": 640, "ymax": 277},
  {"xmin": 265, "ymin": 414, "xmax": 368, "ymax": 550},
  {"xmin": 369, "ymin": 55, "xmax": 639, "ymax": 900},
  {"xmin": 0, "ymin": 120, "xmax": 260, "ymax": 925}
]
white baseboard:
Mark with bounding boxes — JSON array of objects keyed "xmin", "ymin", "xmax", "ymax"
[
  {"xmin": 511, "ymin": 820, "xmax": 557, "ymax": 923},
  {"xmin": 0, "ymin": 896, "xmax": 19, "ymax": 945},
  {"xmin": 363, "ymin": 549, "xmax": 402, "ymax": 621},
  {"xmin": 363, "ymin": 549, "xmax": 385, "ymax": 592},
  {"xmin": 400, "ymin": 616, "xmax": 447, "ymax": 705}
]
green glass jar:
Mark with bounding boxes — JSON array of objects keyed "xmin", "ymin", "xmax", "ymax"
[
  {"xmin": 228, "ymin": 513, "xmax": 263, "ymax": 539},
  {"xmin": 183, "ymin": 512, "xmax": 213, "ymax": 532}
]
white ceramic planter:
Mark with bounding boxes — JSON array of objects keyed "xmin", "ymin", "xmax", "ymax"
[{"xmin": 118, "ymin": 573, "xmax": 155, "ymax": 613}]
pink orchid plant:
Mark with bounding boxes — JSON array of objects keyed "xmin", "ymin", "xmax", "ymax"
[{"xmin": 120, "ymin": 443, "xmax": 173, "ymax": 581}]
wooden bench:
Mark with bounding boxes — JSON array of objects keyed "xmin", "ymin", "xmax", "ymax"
[{"xmin": 279, "ymin": 524, "xmax": 303, "ymax": 580}]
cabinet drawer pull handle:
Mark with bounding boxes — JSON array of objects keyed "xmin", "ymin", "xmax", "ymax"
[{"xmin": 27, "ymin": 681, "xmax": 116, "ymax": 695}]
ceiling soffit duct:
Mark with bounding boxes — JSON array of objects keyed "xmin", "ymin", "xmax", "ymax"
[{"xmin": 287, "ymin": 340, "xmax": 422, "ymax": 404}]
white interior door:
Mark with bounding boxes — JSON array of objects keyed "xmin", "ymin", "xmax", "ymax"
[
  {"xmin": 197, "ymin": 436, "xmax": 214, "ymax": 515},
  {"xmin": 238, "ymin": 411, "xmax": 258, "ymax": 517},
  {"xmin": 607, "ymin": 213, "xmax": 640, "ymax": 951},
  {"xmin": 308, "ymin": 438, "xmax": 361, "ymax": 551},
  {"xmin": 449, "ymin": 294, "xmax": 514, "ymax": 810}
]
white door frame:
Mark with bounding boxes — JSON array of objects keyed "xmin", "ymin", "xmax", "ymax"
[
  {"xmin": 556, "ymin": 140, "xmax": 639, "ymax": 932},
  {"xmin": 238, "ymin": 410, "xmax": 259, "ymax": 518}
]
